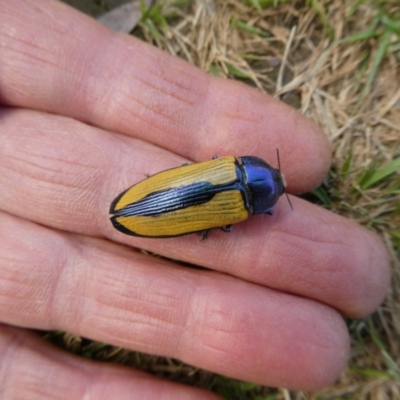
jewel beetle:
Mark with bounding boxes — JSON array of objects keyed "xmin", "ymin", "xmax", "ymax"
[{"xmin": 110, "ymin": 154, "xmax": 288, "ymax": 238}]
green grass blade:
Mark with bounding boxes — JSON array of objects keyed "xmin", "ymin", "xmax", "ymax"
[
  {"xmin": 209, "ymin": 64, "xmax": 220, "ymax": 76},
  {"xmin": 226, "ymin": 64, "xmax": 252, "ymax": 79},
  {"xmin": 361, "ymin": 30, "xmax": 392, "ymax": 100},
  {"xmin": 351, "ymin": 367, "xmax": 395, "ymax": 378},
  {"xmin": 381, "ymin": 13, "xmax": 400, "ymax": 36},
  {"xmin": 337, "ymin": 15, "xmax": 380, "ymax": 44},
  {"xmin": 311, "ymin": 186, "xmax": 332, "ymax": 208},
  {"xmin": 258, "ymin": 0, "xmax": 289, "ymax": 7},
  {"xmin": 341, "ymin": 148, "xmax": 353, "ymax": 175},
  {"xmin": 249, "ymin": 0, "xmax": 262, "ymax": 12},
  {"xmin": 144, "ymin": 19, "xmax": 164, "ymax": 41},
  {"xmin": 308, "ymin": 0, "xmax": 334, "ymax": 40},
  {"xmin": 232, "ymin": 18, "xmax": 269, "ymax": 36},
  {"xmin": 360, "ymin": 157, "xmax": 400, "ymax": 190}
]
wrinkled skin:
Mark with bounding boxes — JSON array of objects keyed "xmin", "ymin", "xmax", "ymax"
[{"xmin": 0, "ymin": 1, "xmax": 391, "ymax": 398}]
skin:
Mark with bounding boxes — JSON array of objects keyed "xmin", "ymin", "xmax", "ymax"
[{"xmin": 0, "ymin": 0, "xmax": 391, "ymax": 398}]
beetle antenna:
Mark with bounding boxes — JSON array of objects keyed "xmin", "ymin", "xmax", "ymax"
[
  {"xmin": 285, "ymin": 192, "xmax": 294, "ymax": 211},
  {"xmin": 276, "ymin": 148, "xmax": 281, "ymax": 172},
  {"xmin": 276, "ymin": 148, "xmax": 293, "ymax": 211}
]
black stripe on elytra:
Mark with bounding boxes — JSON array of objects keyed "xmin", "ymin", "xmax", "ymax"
[{"xmin": 112, "ymin": 181, "xmax": 241, "ymax": 217}]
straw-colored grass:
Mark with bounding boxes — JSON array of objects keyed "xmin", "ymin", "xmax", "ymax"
[{"xmin": 55, "ymin": 0, "xmax": 400, "ymax": 398}]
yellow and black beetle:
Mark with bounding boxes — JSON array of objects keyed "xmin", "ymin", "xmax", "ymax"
[{"xmin": 110, "ymin": 155, "xmax": 287, "ymax": 238}]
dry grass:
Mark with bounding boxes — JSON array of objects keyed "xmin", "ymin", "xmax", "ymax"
[
  {"xmin": 139, "ymin": 2, "xmax": 400, "ymax": 397},
  {"xmin": 55, "ymin": 0, "xmax": 400, "ymax": 398}
]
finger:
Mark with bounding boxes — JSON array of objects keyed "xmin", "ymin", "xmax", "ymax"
[
  {"xmin": 0, "ymin": 109, "xmax": 390, "ymax": 317},
  {"xmin": 0, "ymin": 325, "xmax": 220, "ymax": 400},
  {"xmin": 159, "ymin": 196, "xmax": 391, "ymax": 318},
  {"xmin": 0, "ymin": 212, "xmax": 349, "ymax": 390},
  {"xmin": 0, "ymin": 0, "xmax": 330, "ymax": 193}
]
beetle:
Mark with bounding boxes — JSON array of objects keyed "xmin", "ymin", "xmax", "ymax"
[{"xmin": 109, "ymin": 154, "xmax": 288, "ymax": 238}]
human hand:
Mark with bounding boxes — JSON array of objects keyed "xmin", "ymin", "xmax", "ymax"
[{"xmin": 0, "ymin": 0, "xmax": 391, "ymax": 398}]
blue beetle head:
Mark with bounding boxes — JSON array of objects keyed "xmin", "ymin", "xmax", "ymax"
[{"xmin": 239, "ymin": 156, "xmax": 285, "ymax": 215}]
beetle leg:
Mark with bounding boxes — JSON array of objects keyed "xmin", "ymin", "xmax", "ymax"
[
  {"xmin": 220, "ymin": 225, "xmax": 232, "ymax": 233},
  {"xmin": 197, "ymin": 229, "xmax": 211, "ymax": 241},
  {"xmin": 266, "ymin": 210, "xmax": 274, "ymax": 215},
  {"xmin": 212, "ymin": 155, "xmax": 218, "ymax": 159}
]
